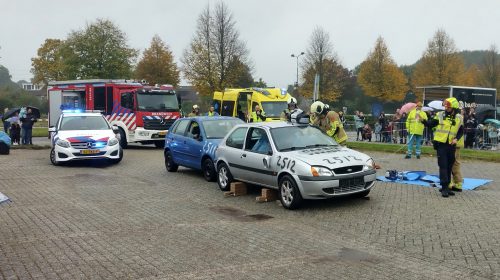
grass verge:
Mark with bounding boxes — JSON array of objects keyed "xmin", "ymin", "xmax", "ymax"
[{"xmin": 347, "ymin": 141, "xmax": 500, "ymax": 163}]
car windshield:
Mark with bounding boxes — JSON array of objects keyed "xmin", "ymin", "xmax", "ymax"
[
  {"xmin": 270, "ymin": 125, "xmax": 337, "ymax": 151},
  {"xmin": 202, "ymin": 119, "xmax": 244, "ymax": 139},
  {"xmin": 137, "ymin": 92, "xmax": 179, "ymax": 112},
  {"xmin": 261, "ymin": 101, "xmax": 287, "ymax": 117},
  {"xmin": 59, "ymin": 116, "xmax": 110, "ymax": 131}
]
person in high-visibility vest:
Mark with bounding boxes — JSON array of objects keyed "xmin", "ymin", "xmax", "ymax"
[
  {"xmin": 450, "ymin": 106, "xmax": 464, "ymax": 192},
  {"xmin": 405, "ymin": 102, "xmax": 427, "ymax": 159},
  {"xmin": 250, "ymin": 105, "xmax": 266, "ymax": 122},
  {"xmin": 206, "ymin": 106, "xmax": 219, "ymax": 117},
  {"xmin": 309, "ymin": 101, "xmax": 348, "ymax": 146},
  {"xmin": 422, "ymin": 97, "xmax": 464, "ymax": 198}
]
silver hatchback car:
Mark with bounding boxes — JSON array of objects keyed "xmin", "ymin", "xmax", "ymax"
[{"xmin": 215, "ymin": 122, "xmax": 377, "ymax": 209}]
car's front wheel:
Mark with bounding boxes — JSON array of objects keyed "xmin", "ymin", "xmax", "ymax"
[
  {"xmin": 279, "ymin": 175, "xmax": 303, "ymax": 210},
  {"xmin": 217, "ymin": 162, "xmax": 233, "ymax": 191},
  {"xmin": 109, "ymin": 148, "xmax": 123, "ymax": 164},
  {"xmin": 165, "ymin": 150, "xmax": 178, "ymax": 172},
  {"xmin": 50, "ymin": 148, "xmax": 59, "ymax": 166},
  {"xmin": 202, "ymin": 158, "xmax": 216, "ymax": 182}
]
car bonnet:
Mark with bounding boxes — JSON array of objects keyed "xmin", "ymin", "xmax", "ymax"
[
  {"xmin": 285, "ymin": 146, "xmax": 370, "ymax": 169},
  {"xmin": 57, "ymin": 130, "xmax": 115, "ymax": 143}
]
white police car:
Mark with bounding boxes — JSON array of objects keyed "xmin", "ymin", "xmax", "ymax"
[{"xmin": 49, "ymin": 111, "xmax": 122, "ymax": 165}]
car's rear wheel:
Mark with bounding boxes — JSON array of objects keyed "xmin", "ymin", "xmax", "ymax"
[
  {"xmin": 217, "ymin": 162, "xmax": 233, "ymax": 191},
  {"xmin": 202, "ymin": 158, "xmax": 216, "ymax": 182},
  {"xmin": 351, "ymin": 189, "xmax": 370, "ymax": 198},
  {"xmin": 279, "ymin": 175, "xmax": 303, "ymax": 210},
  {"xmin": 165, "ymin": 150, "xmax": 178, "ymax": 172},
  {"xmin": 118, "ymin": 128, "xmax": 128, "ymax": 149},
  {"xmin": 50, "ymin": 148, "xmax": 59, "ymax": 166}
]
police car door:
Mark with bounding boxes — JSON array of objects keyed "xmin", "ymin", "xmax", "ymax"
[{"xmin": 241, "ymin": 127, "xmax": 276, "ymax": 187}]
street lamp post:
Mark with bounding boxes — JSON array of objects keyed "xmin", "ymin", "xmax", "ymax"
[{"xmin": 291, "ymin": 52, "xmax": 305, "ymax": 88}]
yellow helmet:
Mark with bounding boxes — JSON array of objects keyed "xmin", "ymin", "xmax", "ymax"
[{"xmin": 444, "ymin": 97, "xmax": 459, "ymax": 109}]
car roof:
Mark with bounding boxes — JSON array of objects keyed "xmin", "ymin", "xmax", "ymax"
[
  {"xmin": 61, "ymin": 112, "xmax": 104, "ymax": 117},
  {"xmin": 235, "ymin": 121, "xmax": 305, "ymax": 129},
  {"xmin": 180, "ymin": 116, "xmax": 242, "ymax": 122}
]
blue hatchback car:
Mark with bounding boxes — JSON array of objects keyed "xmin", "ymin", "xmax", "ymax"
[{"xmin": 164, "ymin": 116, "xmax": 244, "ymax": 181}]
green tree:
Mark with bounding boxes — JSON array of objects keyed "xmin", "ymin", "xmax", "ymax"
[
  {"xmin": 65, "ymin": 18, "xmax": 137, "ymax": 79},
  {"xmin": 301, "ymin": 27, "xmax": 349, "ymax": 102},
  {"xmin": 357, "ymin": 36, "xmax": 407, "ymax": 101},
  {"xmin": 182, "ymin": 2, "xmax": 250, "ymax": 95},
  {"xmin": 135, "ymin": 35, "xmax": 180, "ymax": 86},
  {"xmin": 412, "ymin": 29, "xmax": 465, "ymax": 86},
  {"xmin": 31, "ymin": 39, "xmax": 67, "ymax": 85}
]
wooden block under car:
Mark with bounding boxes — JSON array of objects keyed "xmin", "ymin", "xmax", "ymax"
[
  {"xmin": 256, "ymin": 188, "xmax": 279, "ymax": 202},
  {"xmin": 223, "ymin": 182, "xmax": 247, "ymax": 197}
]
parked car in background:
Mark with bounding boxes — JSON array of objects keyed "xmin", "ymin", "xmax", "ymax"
[
  {"xmin": 164, "ymin": 116, "xmax": 244, "ymax": 181},
  {"xmin": 49, "ymin": 111, "xmax": 122, "ymax": 165},
  {"xmin": 215, "ymin": 122, "xmax": 377, "ymax": 209}
]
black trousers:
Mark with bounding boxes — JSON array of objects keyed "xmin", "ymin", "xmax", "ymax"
[{"xmin": 435, "ymin": 143, "xmax": 456, "ymax": 190}]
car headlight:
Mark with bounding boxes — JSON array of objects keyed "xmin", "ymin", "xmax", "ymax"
[
  {"xmin": 108, "ymin": 138, "xmax": 119, "ymax": 146},
  {"xmin": 363, "ymin": 158, "xmax": 375, "ymax": 171},
  {"xmin": 56, "ymin": 139, "xmax": 70, "ymax": 148},
  {"xmin": 311, "ymin": 166, "xmax": 333, "ymax": 177}
]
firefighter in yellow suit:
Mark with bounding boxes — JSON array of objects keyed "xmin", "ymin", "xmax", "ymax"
[
  {"xmin": 309, "ymin": 101, "xmax": 348, "ymax": 146},
  {"xmin": 450, "ymin": 104, "xmax": 464, "ymax": 192}
]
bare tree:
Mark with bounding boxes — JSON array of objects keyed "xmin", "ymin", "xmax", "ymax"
[
  {"xmin": 301, "ymin": 26, "xmax": 348, "ymax": 102},
  {"xmin": 182, "ymin": 5, "xmax": 216, "ymax": 95},
  {"xmin": 481, "ymin": 44, "xmax": 500, "ymax": 89},
  {"xmin": 182, "ymin": 2, "xmax": 250, "ymax": 95}
]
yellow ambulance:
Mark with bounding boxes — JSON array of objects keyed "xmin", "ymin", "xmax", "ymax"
[{"xmin": 213, "ymin": 87, "xmax": 293, "ymax": 122}]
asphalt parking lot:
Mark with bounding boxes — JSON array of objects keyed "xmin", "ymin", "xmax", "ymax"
[{"xmin": 0, "ymin": 146, "xmax": 499, "ymax": 279}]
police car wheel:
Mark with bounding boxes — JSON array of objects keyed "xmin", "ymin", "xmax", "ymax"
[
  {"xmin": 202, "ymin": 158, "xmax": 216, "ymax": 182},
  {"xmin": 154, "ymin": 141, "xmax": 164, "ymax": 148},
  {"xmin": 50, "ymin": 148, "xmax": 59, "ymax": 166},
  {"xmin": 110, "ymin": 148, "xmax": 123, "ymax": 164},
  {"xmin": 217, "ymin": 162, "xmax": 233, "ymax": 191},
  {"xmin": 279, "ymin": 175, "xmax": 303, "ymax": 210},
  {"xmin": 165, "ymin": 150, "xmax": 178, "ymax": 172}
]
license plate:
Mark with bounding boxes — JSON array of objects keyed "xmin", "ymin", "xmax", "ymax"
[
  {"xmin": 158, "ymin": 131, "xmax": 166, "ymax": 136},
  {"xmin": 81, "ymin": 149, "xmax": 100, "ymax": 155}
]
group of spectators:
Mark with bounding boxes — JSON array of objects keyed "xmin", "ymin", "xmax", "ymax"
[{"xmin": 1, "ymin": 107, "xmax": 37, "ymax": 146}]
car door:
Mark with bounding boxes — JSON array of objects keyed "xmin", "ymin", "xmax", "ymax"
[
  {"xmin": 240, "ymin": 127, "xmax": 277, "ymax": 187},
  {"xmin": 167, "ymin": 119, "xmax": 190, "ymax": 166},
  {"xmin": 223, "ymin": 127, "xmax": 248, "ymax": 180},
  {"xmin": 184, "ymin": 121, "xmax": 204, "ymax": 169}
]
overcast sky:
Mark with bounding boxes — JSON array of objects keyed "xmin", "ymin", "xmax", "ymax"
[{"xmin": 1, "ymin": 0, "xmax": 500, "ymax": 87}]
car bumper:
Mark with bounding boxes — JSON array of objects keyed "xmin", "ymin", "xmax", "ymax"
[
  {"xmin": 296, "ymin": 170, "xmax": 377, "ymax": 199},
  {"xmin": 53, "ymin": 144, "xmax": 121, "ymax": 162},
  {"xmin": 133, "ymin": 128, "xmax": 167, "ymax": 141}
]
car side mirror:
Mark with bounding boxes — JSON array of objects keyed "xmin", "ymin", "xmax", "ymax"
[
  {"xmin": 112, "ymin": 125, "xmax": 120, "ymax": 134},
  {"xmin": 267, "ymin": 150, "xmax": 273, "ymax": 156},
  {"xmin": 48, "ymin": 126, "xmax": 56, "ymax": 132}
]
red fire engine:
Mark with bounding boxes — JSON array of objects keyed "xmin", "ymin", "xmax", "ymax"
[{"xmin": 47, "ymin": 79, "xmax": 181, "ymax": 148}]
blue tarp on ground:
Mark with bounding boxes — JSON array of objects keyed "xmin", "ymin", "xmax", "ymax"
[
  {"xmin": 377, "ymin": 174, "xmax": 492, "ymax": 190},
  {"xmin": 0, "ymin": 192, "xmax": 10, "ymax": 205}
]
